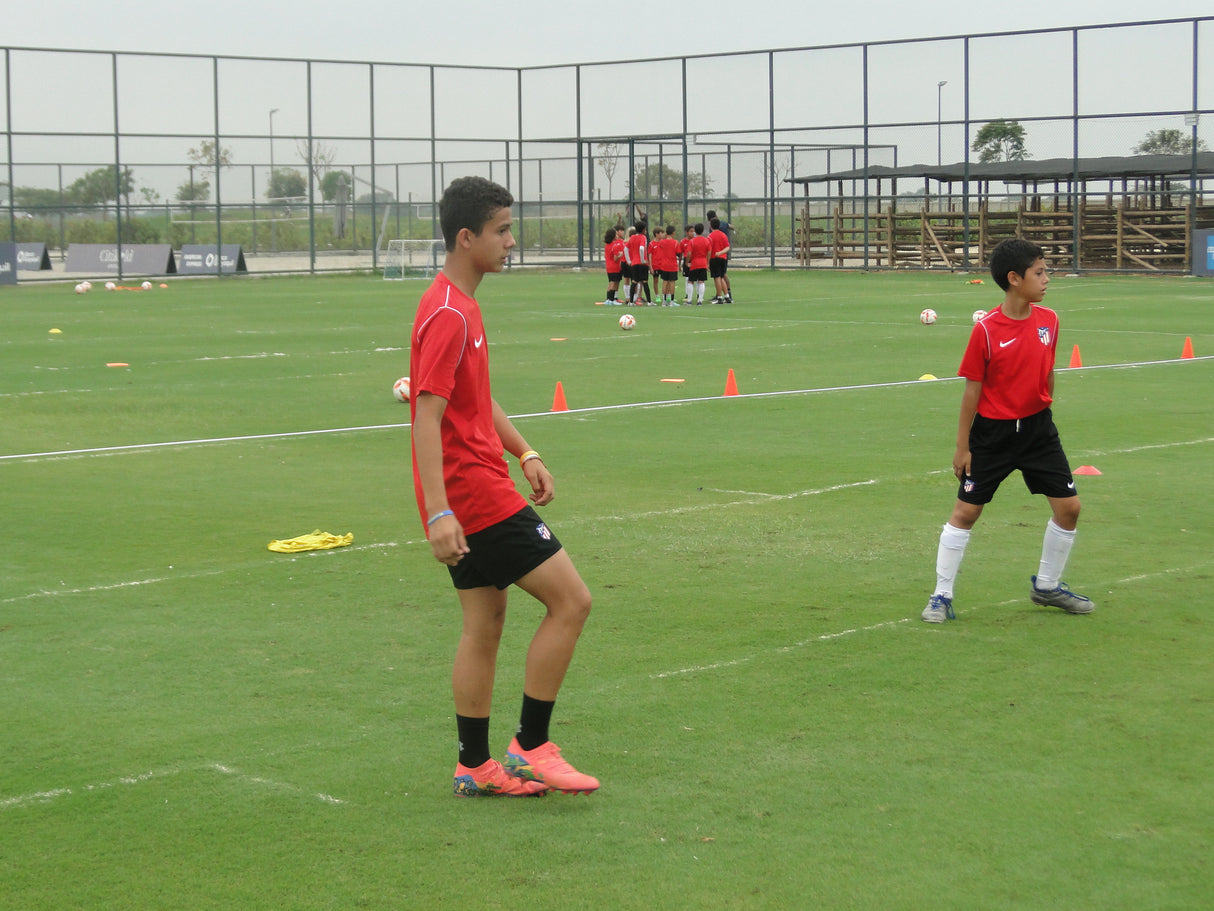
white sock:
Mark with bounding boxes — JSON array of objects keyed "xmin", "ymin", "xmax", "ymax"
[
  {"xmin": 935, "ymin": 523, "xmax": 971, "ymax": 598},
  {"xmin": 695, "ymin": 281, "xmax": 705, "ymax": 302},
  {"xmin": 1035, "ymin": 519, "xmax": 1075, "ymax": 590}
]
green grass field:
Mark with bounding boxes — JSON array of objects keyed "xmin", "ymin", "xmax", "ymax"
[{"xmin": 2, "ymin": 268, "xmax": 1211, "ymax": 910}]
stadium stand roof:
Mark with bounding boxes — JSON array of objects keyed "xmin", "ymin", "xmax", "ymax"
[{"xmin": 789, "ymin": 152, "xmax": 1214, "ymax": 185}]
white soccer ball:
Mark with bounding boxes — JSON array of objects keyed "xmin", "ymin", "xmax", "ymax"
[
  {"xmin": 81, "ymin": 281, "xmax": 92, "ymax": 291},
  {"xmin": 619, "ymin": 313, "xmax": 636, "ymax": 330},
  {"xmin": 919, "ymin": 308, "xmax": 937, "ymax": 325},
  {"xmin": 972, "ymin": 309, "xmax": 987, "ymax": 324},
  {"xmin": 105, "ymin": 281, "xmax": 116, "ymax": 291},
  {"xmin": 141, "ymin": 280, "xmax": 153, "ymax": 291},
  {"xmin": 74, "ymin": 282, "xmax": 86, "ymax": 294},
  {"xmin": 392, "ymin": 376, "xmax": 411, "ymax": 403}
]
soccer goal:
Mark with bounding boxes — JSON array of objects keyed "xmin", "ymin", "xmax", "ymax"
[{"xmin": 383, "ymin": 239, "xmax": 445, "ymax": 280}]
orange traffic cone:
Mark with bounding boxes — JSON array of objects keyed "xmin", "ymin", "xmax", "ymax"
[
  {"xmin": 1181, "ymin": 336, "xmax": 1194, "ymax": 359},
  {"xmin": 551, "ymin": 381, "xmax": 569, "ymax": 412},
  {"xmin": 1068, "ymin": 345, "xmax": 1082, "ymax": 368},
  {"xmin": 723, "ymin": 369, "xmax": 739, "ymax": 396}
]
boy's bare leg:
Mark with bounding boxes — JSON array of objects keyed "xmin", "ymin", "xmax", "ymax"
[
  {"xmin": 453, "ymin": 586, "xmax": 508, "ymax": 716},
  {"xmin": 514, "ymin": 549, "xmax": 592, "ymax": 700}
]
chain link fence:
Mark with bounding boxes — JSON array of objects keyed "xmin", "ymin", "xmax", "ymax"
[{"xmin": 3, "ymin": 16, "xmax": 1211, "ymax": 279}]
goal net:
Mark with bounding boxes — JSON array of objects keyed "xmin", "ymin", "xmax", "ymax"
[{"xmin": 383, "ymin": 239, "xmax": 445, "ymax": 280}]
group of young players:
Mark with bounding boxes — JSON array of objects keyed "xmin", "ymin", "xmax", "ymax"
[{"xmin": 600, "ymin": 211, "xmax": 733, "ymax": 306}]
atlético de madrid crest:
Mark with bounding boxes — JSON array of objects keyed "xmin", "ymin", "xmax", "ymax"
[{"xmin": 1038, "ymin": 326, "xmax": 1052, "ymax": 345}]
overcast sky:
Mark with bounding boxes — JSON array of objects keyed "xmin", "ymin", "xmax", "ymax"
[{"xmin": 5, "ymin": 0, "xmax": 1211, "ymax": 65}]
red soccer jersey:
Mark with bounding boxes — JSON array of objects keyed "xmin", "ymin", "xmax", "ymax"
[
  {"xmin": 676, "ymin": 237, "xmax": 690, "ymax": 263},
  {"xmin": 606, "ymin": 238, "xmax": 625, "ymax": 273},
  {"xmin": 708, "ymin": 228, "xmax": 730, "ymax": 260},
  {"xmin": 688, "ymin": 235, "xmax": 711, "ymax": 271},
  {"xmin": 624, "ymin": 232, "xmax": 647, "ymax": 267},
  {"xmin": 653, "ymin": 236, "xmax": 679, "ymax": 273},
  {"xmin": 958, "ymin": 304, "xmax": 1059, "ymax": 421},
  {"xmin": 409, "ymin": 273, "xmax": 526, "ymax": 535}
]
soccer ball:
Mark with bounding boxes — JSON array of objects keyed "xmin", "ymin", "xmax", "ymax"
[
  {"xmin": 141, "ymin": 281, "xmax": 153, "ymax": 291},
  {"xmin": 919, "ymin": 308, "xmax": 937, "ymax": 325},
  {"xmin": 105, "ymin": 281, "xmax": 116, "ymax": 291},
  {"xmin": 74, "ymin": 283, "xmax": 86, "ymax": 294},
  {"xmin": 392, "ymin": 376, "xmax": 411, "ymax": 403},
  {"xmin": 972, "ymin": 309, "xmax": 987, "ymax": 324},
  {"xmin": 81, "ymin": 281, "xmax": 92, "ymax": 292},
  {"xmin": 619, "ymin": 313, "xmax": 636, "ymax": 330}
]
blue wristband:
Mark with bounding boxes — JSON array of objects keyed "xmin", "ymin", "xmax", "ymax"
[{"xmin": 427, "ymin": 509, "xmax": 454, "ymax": 527}]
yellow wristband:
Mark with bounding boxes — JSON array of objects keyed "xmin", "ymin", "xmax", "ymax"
[{"xmin": 519, "ymin": 450, "xmax": 542, "ymax": 466}]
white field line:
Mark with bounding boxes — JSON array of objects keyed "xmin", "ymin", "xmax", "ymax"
[
  {"xmin": 2, "ymin": 353, "xmax": 1208, "ymax": 464},
  {"xmin": 0, "ymin": 543, "xmax": 398, "ymax": 606},
  {"xmin": 2, "ymin": 433, "xmax": 1209, "ymax": 610},
  {"xmin": 651, "ymin": 558, "xmax": 1212, "ymax": 680},
  {"xmin": 0, "ymin": 763, "xmax": 346, "ymax": 812}
]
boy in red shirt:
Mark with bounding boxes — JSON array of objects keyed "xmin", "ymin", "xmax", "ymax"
[
  {"xmin": 686, "ymin": 223, "xmax": 711, "ymax": 304},
  {"xmin": 677, "ymin": 225, "xmax": 694, "ymax": 303},
  {"xmin": 922, "ymin": 237, "xmax": 1094, "ymax": 623},
  {"xmin": 623, "ymin": 221, "xmax": 651, "ymax": 305},
  {"xmin": 410, "ymin": 176, "xmax": 599, "ymax": 795},
  {"xmin": 652, "ymin": 224, "xmax": 680, "ymax": 305},
  {"xmin": 707, "ymin": 217, "xmax": 732, "ymax": 304},
  {"xmin": 601, "ymin": 227, "xmax": 623, "ymax": 304}
]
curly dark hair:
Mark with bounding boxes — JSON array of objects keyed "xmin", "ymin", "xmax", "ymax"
[{"xmin": 439, "ymin": 177, "xmax": 514, "ymax": 251}]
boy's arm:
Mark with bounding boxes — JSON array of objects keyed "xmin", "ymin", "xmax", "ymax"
[
  {"xmin": 412, "ymin": 391, "xmax": 469, "ymax": 564},
  {"xmin": 492, "ymin": 398, "xmax": 554, "ymax": 506},
  {"xmin": 953, "ymin": 379, "xmax": 982, "ymax": 480}
]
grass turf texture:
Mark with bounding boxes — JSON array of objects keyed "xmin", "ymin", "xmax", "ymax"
[{"xmin": 2, "ymin": 269, "xmax": 1211, "ymax": 909}]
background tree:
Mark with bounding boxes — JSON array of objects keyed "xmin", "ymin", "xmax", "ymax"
[
  {"xmin": 762, "ymin": 152, "xmax": 793, "ymax": 195},
  {"xmin": 632, "ymin": 161, "xmax": 712, "ymax": 200},
  {"xmin": 297, "ymin": 139, "xmax": 337, "ymax": 188},
  {"xmin": 69, "ymin": 165, "xmax": 135, "ymax": 217},
  {"xmin": 186, "ymin": 139, "xmax": 234, "ymax": 181},
  {"xmin": 596, "ymin": 142, "xmax": 621, "ymax": 200},
  {"xmin": 176, "ymin": 172, "xmax": 211, "ymax": 203},
  {"xmin": 267, "ymin": 168, "xmax": 307, "ymax": 200},
  {"xmin": 971, "ymin": 120, "xmax": 1030, "ymax": 162},
  {"xmin": 1132, "ymin": 128, "xmax": 1208, "ymax": 156},
  {"xmin": 12, "ymin": 185, "xmax": 69, "ymax": 213},
  {"xmin": 178, "ymin": 139, "xmax": 232, "ymax": 205},
  {"xmin": 320, "ymin": 170, "xmax": 348, "ymax": 203}
]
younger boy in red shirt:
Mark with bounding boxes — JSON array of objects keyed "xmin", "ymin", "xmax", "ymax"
[
  {"xmin": 922, "ymin": 237, "xmax": 1094, "ymax": 623},
  {"xmin": 651, "ymin": 224, "xmax": 680, "ymax": 305},
  {"xmin": 602, "ymin": 227, "xmax": 623, "ymax": 304},
  {"xmin": 686, "ymin": 223, "xmax": 711, "ymax": 305},
  {"xmin": 707, "ymin": 217, "xmax": 731, "ymax": 304},
  {"xmin": 623, "ymin": 221, "xmax": 651, "ymax": 305},
  {"xmin": 677, "ymin": 225, "xmax": 694, "ymax": 303}
]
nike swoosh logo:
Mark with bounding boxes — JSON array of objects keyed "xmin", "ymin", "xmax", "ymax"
[
  {"xmin": 474, "ymin": 336, "xmax": 484, "ymax": 348},
  {"xmin": 1067, "ymin": 481, "xmax": 1075, "ymax": 489},
  {"xmin": 1000, "ymin": 339, "xmax": 1016, "ymax": 348}
]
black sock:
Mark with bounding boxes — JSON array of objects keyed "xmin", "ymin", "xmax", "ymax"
[
  {"xmin": 515, "ymin": 694, "xmax": 555, "ymax": 751},
  {"xmin": 456, "ymin": 715, "xmax": 491, "ymax": 768}
]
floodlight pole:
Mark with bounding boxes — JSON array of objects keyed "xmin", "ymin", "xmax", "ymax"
[{"xmin": 936, "ymin": 81, "xmax": 947, "ymax": 166}]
